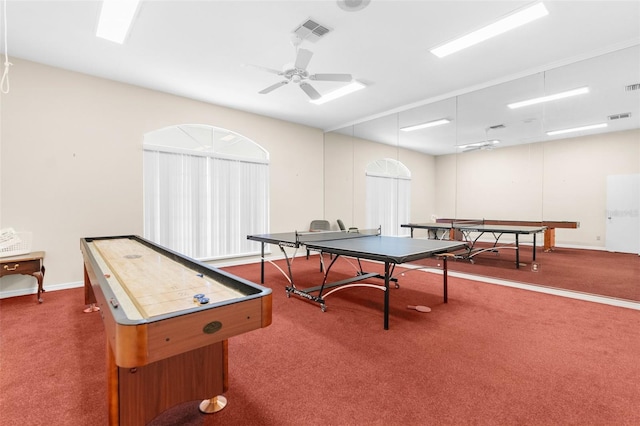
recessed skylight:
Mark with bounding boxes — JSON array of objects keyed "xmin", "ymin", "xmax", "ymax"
[
  {"xmin": 310, "ymin": 81, "xmax": 366, "ymax": 105},
  {"xmin": 508, "ymin": 87, "xmax": 589, "ymax": 109},
  {"xmin": 430, "ymin": 2, "xmax": 549, "ymax": 58},
  {"xmin": 546, "ymin": 123, "xmax": 607, "ymax": 136},
  {"xmin": 400, "ymin": 119, "xmax": 451, "ymax": 132},
  {"xmin": 96, "ymin": 0, "xmax": 141, "ymax": 44}
]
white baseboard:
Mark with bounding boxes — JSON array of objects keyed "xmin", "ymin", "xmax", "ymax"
[
  {"xmin": 553, "ymin": 243, "xmax": 608, "ymax": 251},
  {"xmin": 0, "ymin": 281, "xmax": 83, "ymax": 300}
]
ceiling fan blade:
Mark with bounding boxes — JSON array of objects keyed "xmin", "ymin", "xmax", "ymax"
[
  {"xmin": 259, "ymin": 81, "xmax": 289, "ymax": 94},
  {"xmin": 300, "ymin": 82, "xmax": 321, "ymax": 100},
  {"xmin": 309, "ymin": 73, "xmax": 352, "ymax": 82},
  {"xmin": 463, "ymin": 147, "xmax": 480, "ymax": 153},
  {"xmin": 243, "ymin": 63, "xmax": 283, "ymax": 75},
  {"xmin": 294, "ymin": 48, "xmax": 313, "ymax": 70},
  {"xmin": 463, "ymin": 143, "xmax": 495, "ymax": 152}
]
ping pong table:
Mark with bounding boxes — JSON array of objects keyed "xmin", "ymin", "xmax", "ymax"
[
  {"xmin": 247, "ymin": 229, "xmax": 467, "ymax": 329},
  {"xmin": 401, "ymin": 220, "xmax": 547, "ymax": 269}
]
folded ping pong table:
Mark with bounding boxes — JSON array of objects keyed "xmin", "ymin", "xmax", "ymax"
[
  {"xmin": 401, "ymin": 220, "xmax": 547, "ymax": 269},
  {"xmin": 247, "ymin": 229, "xmax": 467, "ymax": 329}
]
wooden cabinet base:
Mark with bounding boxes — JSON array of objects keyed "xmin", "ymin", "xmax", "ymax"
[
  {"xmin": 107, "ymin": 339, "xmax": 228, "ymax": 425},
  {"xmin": 0, "ymin": 251, "xmax": 46, "ymax": 303}
]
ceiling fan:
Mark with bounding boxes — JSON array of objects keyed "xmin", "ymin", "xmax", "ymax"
[
  {"xmin": 249, "ymin": 37, "xmax": 353, "ymax": 100},
  {"xmin": 459, "ymin": 128, "xmax": 501, "ymax": 152},
  {"xmin": 462, "ymin": 141, "xmax": 499, "ymax": 153}
]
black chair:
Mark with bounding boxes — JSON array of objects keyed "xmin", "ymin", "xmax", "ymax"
[
  {"xmin": 310, "ymin": 220, "xmax": 331, "ymax": 231},
  {"xmin": 307, "ymin": 220, "xmax": 331, "ymax": 259},
  {"xmin": 337, "ymin": 219, "xmax": 358, "ymax": 233}
]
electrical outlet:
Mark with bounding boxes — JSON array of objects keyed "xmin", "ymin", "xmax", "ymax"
[{"xmin": 596, "ymin": 236, "xmax": 601, "ymax": 241}]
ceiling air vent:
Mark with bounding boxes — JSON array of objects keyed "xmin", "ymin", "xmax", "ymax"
[
  {"xmin": 293, "ymin": 19, "xmax": 332, "ymax": 43},
  {"xmin": 608, "ymin": 112, "xmax": 632, "ymax": 121},
  {"xmin": 624, "ymin": 83, "xmax": 640, "ymax": 91},
  {"xmin": 489, "ymin": 124, "xmax": 506, "ymax": 130}
]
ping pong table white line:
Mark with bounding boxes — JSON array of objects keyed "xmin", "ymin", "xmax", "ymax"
[
  {"xmin": 262, "ymin": 233, "xmax": 377, "ymax": 290},
  {"xmin": 265, "ymin": 258, "xmax": 292, "ymax": 284},
  {"xmin": 321, "ymin": 282, "xmax": 387, "ymax": 301},
  {"xmin": 319, "ymin": 253, "xmax": 371, "ymax": 279},
  {"xmin": 256, "ymin": 244, "xmax": 415, "ymax": 291}
]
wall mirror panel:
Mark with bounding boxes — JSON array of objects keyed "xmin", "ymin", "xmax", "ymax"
[
  {"xmin": 398, "ymin": 98, "xmax": 459, "ymax": 156},
  {"xmin": 324, "ymin": 45, "xmax": 640, "ymax": 301}
]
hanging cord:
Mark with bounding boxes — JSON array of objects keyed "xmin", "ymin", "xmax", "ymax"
[{"xmin": 1, "ymin": 0, "xmax": 11, "ymax": 94}]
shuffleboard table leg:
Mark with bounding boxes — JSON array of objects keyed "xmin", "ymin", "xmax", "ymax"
[{"xmin": 199, "ymin": 395, "xmax": 228, "ymax": 413}]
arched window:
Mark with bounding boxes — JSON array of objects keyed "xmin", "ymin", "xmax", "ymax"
[
  {"xmin": 143, "ymin": 124, "xmax": 269, "ymax": 259},
  {"xmin": 365, "ymin": 158, "xmax": 411, "ymax": 236}
]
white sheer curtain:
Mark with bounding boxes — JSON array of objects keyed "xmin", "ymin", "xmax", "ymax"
[
  {"xmin": 365, "ymin": 158, "xmax": 411, "ymax": 236},
  {"xmin": 143, "ymin": 148, "xmax": 269, "ymax": 260}
]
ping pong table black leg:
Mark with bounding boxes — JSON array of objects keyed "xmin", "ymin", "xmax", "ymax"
[
  {"xmin": 260, "ymin": 242, "xmax": 265, "ymax": 284},
  {"xmin": 384, "ymin": 262, "xmax": 390, "ymax": 330},
  {"xmin": 516, "ymin": 234, "xmax": 520, "ymax": 269},
  {"xmin": 533, "ymin": 234, "xmax": 537, "ymax": 261},
  {"xmin": 443, "ymin": 256, "xmax": 448, "ymax": 303}
]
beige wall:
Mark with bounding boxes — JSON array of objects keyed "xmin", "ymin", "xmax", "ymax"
[
  {"xmin": 324, "ymin": 131, "xmax": 436, "ymax": 231},
  {"xmin": 1, "ymin": 58, "xmax": 323, "ymax": 295},
  {"xmin": 2, "ymin": 58, "xmax": 639, "ymax": 297},
  {"xmin": 434, "ymin": 129, "xmax": 640, "ymax": 246}
]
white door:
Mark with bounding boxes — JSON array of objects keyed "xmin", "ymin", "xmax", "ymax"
[{"xmin": 606, "ymin": 174, "xmax": 640, "ymax": 254}]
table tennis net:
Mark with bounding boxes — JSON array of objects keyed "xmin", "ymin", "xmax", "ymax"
[
  {"xmin": 448, "ymin": 219, "xmax": 485, "ymax": 228},
  {"xmin": 295, "ymin": 227, "xmax": 380, "ymax": 243}
]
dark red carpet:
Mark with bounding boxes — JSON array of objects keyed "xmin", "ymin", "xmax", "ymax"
[
  {"xmin": 1, "ymin": 253, "xmax": 639, "ymax": 425},
  {"xmin": 411, "ymin": 244, "xmax": 640, "ymax": 302}
]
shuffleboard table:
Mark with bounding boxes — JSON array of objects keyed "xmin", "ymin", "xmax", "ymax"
[{"xmin": 81, "ymin": 236, "xmax": 272, "ymax": 425}]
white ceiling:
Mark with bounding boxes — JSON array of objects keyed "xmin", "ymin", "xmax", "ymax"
[{"xmin": 3, "ymin": 0, "xmax": 640, "ymax": 155}]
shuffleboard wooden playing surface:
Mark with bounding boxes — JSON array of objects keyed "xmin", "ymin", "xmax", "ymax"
[{"xmin": 91, "ymin": 238, "xmax": 244, "ymax": 318}]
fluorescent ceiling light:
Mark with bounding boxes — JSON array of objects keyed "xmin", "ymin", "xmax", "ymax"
[
  {"xmin": 458, "ymin": 140, "xmax": 500, "ymax": 149},
  {"xmin": 310, "ymin": 81, "xmax": 366, "ymax": 105},
  {"xmin": 508, "ymin": 87, "xmax": 590, "ymax": 109},
  {"xmin": 546, "ymin": 123, "xmax": 607, "ymax": 136},
  {"xmin": 430, "ymin": 2, "xmax": 549, "ymax": 58},
  {"xmin": 401, "ymin": 119, "xmax": 451, "ymax": 132},
  {"xmin": 96, "ymin": 0, "xmax": 141, "ymax": 44}
]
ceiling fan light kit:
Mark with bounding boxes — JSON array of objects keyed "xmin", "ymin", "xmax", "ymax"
[{"xmin": 458, "ymin": 140, "xmax": 501, "ymax": 152}]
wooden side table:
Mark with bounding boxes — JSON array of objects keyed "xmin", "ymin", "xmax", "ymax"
[{"xmin": 0, "ymin": 251, "xmax": 46, "ymax": 303}]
